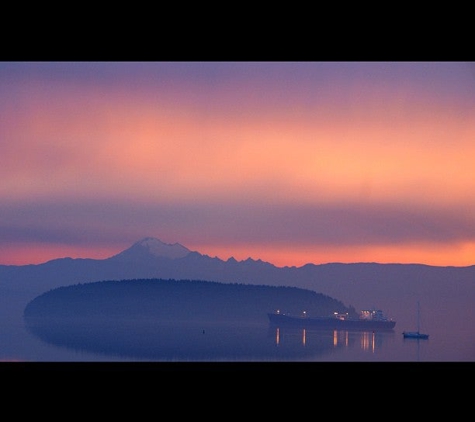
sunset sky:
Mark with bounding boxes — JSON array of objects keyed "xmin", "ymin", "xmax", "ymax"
[{"xmin": 1, "ymin": 61, "xmax": 474, "ymax": 267}]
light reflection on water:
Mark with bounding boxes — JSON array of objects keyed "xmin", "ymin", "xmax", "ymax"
[
  {"xmin": 272, "ymin": 326, "xmax": 390, "ymax": 358},
  {"xmin": 24, "ymin": 317, "xmax": 399, "ymax": 362},
  {"xmin": 3, "ymin": 285, "xmax": 474, "ymax": 362}
]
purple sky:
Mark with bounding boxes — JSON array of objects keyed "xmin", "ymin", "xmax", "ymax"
[{"xmin": 1, "ymin": 61, "xmax": 474, "ymax": 267}]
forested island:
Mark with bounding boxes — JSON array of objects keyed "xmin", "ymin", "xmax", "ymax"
[
  {"xmin": 22, "ymin": 278, "xmax": 359, "ymax": 360},
  {"xmin": 24, "ymin": 278, "xmax": 356, "ymax": 324}
]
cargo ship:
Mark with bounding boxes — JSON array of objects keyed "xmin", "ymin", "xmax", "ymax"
[{"xmin": 268, "ymin": 309, "xmax": 396, "ymax": 331}]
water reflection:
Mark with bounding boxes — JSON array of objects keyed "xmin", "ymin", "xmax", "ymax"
[
  {"xmin": 25, "ymin": 317, "xmax": 393, "ymax": 361},
  {"xmin": 403, "ymin": 335, "xmax": 429, "ymax": 361},
  {"xmin": 271, "ymin": 326, "xmax": 388, "ymax": 355}
]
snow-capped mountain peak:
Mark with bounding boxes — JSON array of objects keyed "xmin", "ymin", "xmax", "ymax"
[
  {"xmin": 134, "ymin": 237, "xmax": 191, "ymax": 259},
  {"xmin": 111, "ymin": 237, "xmax": 192, "ymax": 261}
]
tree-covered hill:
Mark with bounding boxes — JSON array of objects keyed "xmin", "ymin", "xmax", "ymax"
[{"xmin": 23, "ymin": 278, "xmax": 357, "ymax": 324}]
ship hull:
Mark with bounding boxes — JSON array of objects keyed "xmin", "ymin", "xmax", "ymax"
[
  {"xmin": 402, "ymin": 331, "xmax": 429, "ymax": 339},
  {"xmin": 268, "ymin": 313, "xmax": 396, "ymax": 331}
]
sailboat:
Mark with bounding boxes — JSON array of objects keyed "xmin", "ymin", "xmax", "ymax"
[{"xmin": 403, "ymin": 301, "xmax": 429, "ymax": 339}]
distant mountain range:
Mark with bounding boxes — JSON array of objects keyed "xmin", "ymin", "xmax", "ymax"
[{"xmin": 2, "ymin": 237, "xmax": 475, "ymax": 329}]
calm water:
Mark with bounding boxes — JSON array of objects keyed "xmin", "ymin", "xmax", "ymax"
[
  {"xmin": 1, "ymin": 312, "xmax": 474, "ymax": 363},
  {"xmin": 1, "ymin": 288, "xmax": 474, "ymax": 363}
]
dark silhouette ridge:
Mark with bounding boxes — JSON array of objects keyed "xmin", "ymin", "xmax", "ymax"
[
  {"xmin": 2, "ymin": 237, "xmax": 474, "ymax": 300},
  {"xmin": 2, "ymin": 237, "xmax": 475, "ymax": 337},
  {"xmin": 23, "ymin": 278, "xmax": 355, "ymax": 323}
]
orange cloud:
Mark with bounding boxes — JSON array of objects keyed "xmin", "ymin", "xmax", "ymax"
[
  {"xmin": 1, "ymin": 63, "xmax": 474, "ymax": 268},
  {"xmin": 2, "ymin": 79, "xmax": 474, "ymax": 207}
]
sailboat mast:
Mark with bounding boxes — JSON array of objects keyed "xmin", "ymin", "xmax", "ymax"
[
  {"xmin": 403, "ymin": 301, "xmax": 429, "ymax": 339},
  {"xmin": 417, "ymin": 301, "xmax": 420, "ymax": 333}
]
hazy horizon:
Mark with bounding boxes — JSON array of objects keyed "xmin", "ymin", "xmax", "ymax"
[
  {"xmin": 1, "ymin": 61, "xmax": 474, "ymax": 267},
  {"xmin": 1, "ymin": 236, "xmax": 474, "ymax": 269}
]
